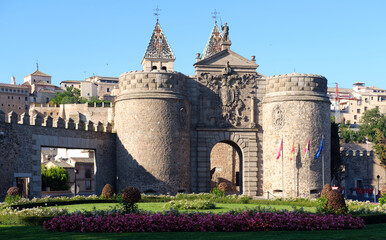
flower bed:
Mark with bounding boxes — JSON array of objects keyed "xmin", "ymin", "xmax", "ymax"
[
  {"xmin": 347, "ymin": 200, "xmax": 386, "ymax": 214},
  {"xmin": 163, "ymin": 200, "xmax": 216, "ymax": 210},
  {"xmin": 44, "ymin": 211, "xmax": 365, "ymax": 232}
]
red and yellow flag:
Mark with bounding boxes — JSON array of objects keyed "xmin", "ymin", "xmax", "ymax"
[
  {"xmin": 290, "ymin": 138, "xmax": 295, "ymax": 161},
  {"xmin": 276, "ymin": 138, "xmax": 283, "ymax": 160}
]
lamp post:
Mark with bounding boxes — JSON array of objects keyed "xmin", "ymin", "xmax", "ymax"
[
  {"xmin": 377, "ymin": 175, "xmax": 380, "ymax": 196},
  {"xmin": 74, "ymin": 169, "xmax": 78, "ymax": 196},
  {"xmin": 44, "ymin": 166, "xmax": 47, "ymax": 191}
]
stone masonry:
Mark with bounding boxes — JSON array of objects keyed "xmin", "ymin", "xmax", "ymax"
[{"xmin": 0, "ymin": 21, "xmax": 331, "ymax": 199}]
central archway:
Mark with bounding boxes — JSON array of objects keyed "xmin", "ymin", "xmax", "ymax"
[{"xmin": 210, "ymin": 140, "xmax": 243, "ymax": 194}]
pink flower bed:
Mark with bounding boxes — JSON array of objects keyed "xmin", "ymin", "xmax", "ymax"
[{"xmin": 43, "ymin": 212, "xmax": 365, "ymax": 232}]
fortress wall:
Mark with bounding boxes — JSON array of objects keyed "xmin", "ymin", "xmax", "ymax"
[
  {"xmin": 262, "ymin": 73, "xmax": 331, "ymax": 197},
  {"xmin": 0, "ymin": 111, "xmax": 116, "ymax": 200},
  {"xmin": 115, "ymin": 71, "xmax": 190, "ymax": 194},
  {"xmin": 342, "ymin": 150, "xmax": 386, "ymax": 191}
]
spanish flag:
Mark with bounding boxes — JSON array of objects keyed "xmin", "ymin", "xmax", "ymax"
[
  {"xmin": 276, "ymin": 138, "xmax": 283, "ymax": 160},
  {"xmin": 304, "ymin": 138, "xmax": 310, "ymax": 157},
  {"xmin": 290, "ymin": 138, "xmax": 295, "ymax": 161}
]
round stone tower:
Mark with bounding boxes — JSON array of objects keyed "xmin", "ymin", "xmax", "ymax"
[
  {"xmin": 115, "ymin": 70, "xmax": 190, "ymax": 194},
  {"xmin": 262, "ymin": 73, "xmax": 331, "ymax": 197}
]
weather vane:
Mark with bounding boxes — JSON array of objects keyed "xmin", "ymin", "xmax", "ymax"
[
  {"xmin": 211, "ymin": 9, "xmax": 220, "ymax": 23},
  {"xmin": 154, "ymin": 6, "xmax": 161, "ymax": 22}
]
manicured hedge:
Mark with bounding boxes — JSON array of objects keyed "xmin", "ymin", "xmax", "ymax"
[
  {"xmin": 44, "ymin": 212, "xmax": 365, "ymax": 232},
  {"xmin": 360, "ymin": 214, "xmax": 386, "ymax": 224},
  {"xmin": 10, "ymin": 199, "xmax": 116, "ymax": 209},
  {"xmin": 0, "ymin": 215, "xmax": 52, "ymax": 226}
]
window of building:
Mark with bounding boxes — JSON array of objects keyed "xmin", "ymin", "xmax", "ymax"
[
  {"xmin": 65, "ymin": 84, "xmax": 67, "ymax": 87},
  {"xmin": 85, "ymin": 169, "xmax": 92, "ymax": 179},
  {"xmin": 87, "ymin": 93, "xmax": 90, "ymax": 96},
  {"xmin": 8, "ymin": 96, "xmax": 10, "ymax": 99},
  {"xmin": 46, "ymin": 98, "xmax": 49, "ymax": 103},
  {"xmin": 86, "ymin": 180, "xmax": 91, "ymax": 190},
  {"xmin": 11, "ymin": 96, "xmax": 13, "ymax": 99},
  {"xmin": 357, "ymin": 109, "xmax": 360, "ymax": 113},
  {"xmin": 17, "ymin": 90, "xmax": 19, "ymax": 93},
  {"xmin": 50, "ymin": 112, "xmax": 53, "ymax": 116},
  {"xmin": 44, "ymin": 112, "xmax": 46, "ymax": 115},
  {"xmin": 5, "ymin": 89, "xmax": 8, "ymax": 92},
  {"xmin": 1, "ymin": 88, "xmax": 3, "ymax": 91},
  {"xmin": 25, "ymin": 97, "xmax": 28, "ymax": 101},
  {"xmin": 18, "ymin": 97, "xmax": 20, "ymax": 100},
  {"xmin": 371, "ymin": 97, "xmax": 373, "ymax": 100},
  {"xmin": 365, "ymin": 98, "xmax": 368, "ymax": 103},
  {"xmin": 162, "ymin": 66, "xmax": 167, "ymax": 71},
  {"xmin": 152, "ymin": 66, "xmax": 157, "ymax": 70},
  {"xmin": 354, "ymin": 115, "xmax": 357, "ymax": 120},
  {"xmin": 107, "ymin": 88, "xmax": 110, "ymax": 92},
  {"xmin": 364, "ymin": 107, "xmax": 368, "ymax": 111},
  {"xmin": 34, "ymin": 97, "xmax": 36, "ymax": 102}
]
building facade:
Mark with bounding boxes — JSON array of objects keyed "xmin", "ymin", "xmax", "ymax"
[{"xmin": 0, "ymin": 20, "xmax": 331, "ymax": 200}]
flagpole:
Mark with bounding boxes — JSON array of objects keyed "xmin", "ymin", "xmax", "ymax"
[
  {"xmin": 322, "ymin": 154, "xmax": 325, "ymax": 186},
  {"xmin": 282, "ymin": 137, "xmax": 284, "ymax": 198},
  {"xmin": 293, "ymin": 138, "xmax": 296, "ymax": 197}
]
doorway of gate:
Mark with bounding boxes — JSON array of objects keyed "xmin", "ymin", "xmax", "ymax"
[{"xmin": 210, "ymin": 141, "xmax": 242, "ymax": 194}]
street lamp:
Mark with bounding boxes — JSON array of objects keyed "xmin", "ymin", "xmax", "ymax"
[
  {"xmin": 44, "ymin": 166, "xmax": 47, "ymax": 191},
  {"xmin": 74, "ymin": 169, "xmax": 78, "ymax": 196},
  {"xmin": 377, "ymin": 175, "xmax": 380, "ymax": 195}
]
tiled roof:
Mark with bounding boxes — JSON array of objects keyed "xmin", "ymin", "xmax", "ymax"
[
  {"xmin": 26, "ymin": 70, "xmax": 51, "ymax": 77},
  {"xmin": 143, "ymin": 21, "xmax": 175, "ymax": 60},
  {"xmin": 201, "ymin": 23, "xmax": 223, "ymax": 60}
]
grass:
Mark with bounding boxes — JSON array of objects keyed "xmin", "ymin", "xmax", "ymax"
[
  {"xmin": 57, "ymin": 202, "xmax": 317, "ymax": 213},
  {"xmin": 1, "ymin": 223, "xmax": 386, "ymax": 240}
]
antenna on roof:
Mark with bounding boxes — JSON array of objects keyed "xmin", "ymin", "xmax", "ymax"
[
  {"xmin": 154, "ymin": 6, "xmax": 161, "ymax": 22},
  {"xmin": 36, "ymin": 60, "xmax": 39, "ymax": 71},
  {"xmin": 211, "ymin": 9, "xmax": 220, "ymax": 24}
]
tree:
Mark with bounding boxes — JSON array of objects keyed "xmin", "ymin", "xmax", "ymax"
[
  {"xmin": 358, "ymin": 107, "xmax": 386, "ymax": 142},
  {"xmin": 49, "ymin": 86, "xmax": 87, "ymax": 106},
  {"xmin": 41, "ymin": 165, "xmax": 70, "ymax": 191},
  {"xmin": 330, "ymin": 117, "xmax": 343, "ymax": 182},
  {"xmin": 374, "ymin": 129, "xmax": 386, "ymax": 166}
]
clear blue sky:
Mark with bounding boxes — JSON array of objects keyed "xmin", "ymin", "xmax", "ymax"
[{"xmin": 0, "ymin": 0, "xmax": 385, "ymax": 89}]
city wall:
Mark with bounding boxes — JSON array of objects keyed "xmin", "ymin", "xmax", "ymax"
[{"xmin": 0, "ymin": 110, "xmax": 116, "ymax": 200}]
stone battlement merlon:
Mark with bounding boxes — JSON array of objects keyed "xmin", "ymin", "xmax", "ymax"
[
  {"xmin": 265, "ymin": 73, "xmax": 327, "ymax": 94},
  {"xmin": 0, "ymin": 110, "xmax": 114, "ymax": 133},
  {"xmin": 341, "ymin": 150, "xmax": 375, "ymax": 157},
  {"xmin": 118, "ymin": 71, "xmax": 187, "ymax": 94}
]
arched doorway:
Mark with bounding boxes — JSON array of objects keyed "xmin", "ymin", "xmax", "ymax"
[{"xmin": 210, "ymin": 141, "xmax": 242, "ymax": 194}]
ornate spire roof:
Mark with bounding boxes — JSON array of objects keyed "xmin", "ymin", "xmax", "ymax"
[
  {"xmin": 201, "ymin": 23, "xmax": 223, "ymax": 60},
  {"xmin": 143, "ymin": 21, "xmax": 175, "ymax": 60}
]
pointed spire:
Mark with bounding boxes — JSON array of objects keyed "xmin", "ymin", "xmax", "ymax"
[
  {"xmin": 143, "ymin": 21, "xmax": 175, "ymax": 60},
  {"xmin": 141, "ymin": 21, "xmax": 175, "ymax": 71},
  {"xmin": 201, "ymin": 22, "xmax": 223, "ymax": 60}
]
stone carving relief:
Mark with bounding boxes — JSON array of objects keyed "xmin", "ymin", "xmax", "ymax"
[
  {"xmin": 272, "ymin": 104, "xmax": 285, "ymax": 129},
  {"xmin": 198, "ymin": 72, "xmax": 258, "ymax": 127}
]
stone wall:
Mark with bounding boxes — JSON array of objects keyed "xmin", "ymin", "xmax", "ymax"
[
  {"xmin": 342, "ymin": 150, "xmax": 386, "ymax": 191},
  {"xmin": 115, "ymin": 71, "xmax": 190, "ymax": 194},
  {"xmin": 262, "ymin": 73, "xmax": 331, "ymax": 197},
  {"xmin": 0, "ymin": 110, "xmax": 116, "ymax": 200}
]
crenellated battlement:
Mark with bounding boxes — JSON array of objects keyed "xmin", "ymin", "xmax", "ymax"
[
  {"xmin": 341, "ymin": 150, "xmax": 374, "ymax": 157},
  {"xmin": 118, "ymin": 70, "xmax": 187, "ymax": 94},
  {"xmin": 265, "ymin": 73, "xmax": 327, "ymax": 94},
  {"xmin": 0, "ymin": 110, "xmax": 114, "ymax": 133}
]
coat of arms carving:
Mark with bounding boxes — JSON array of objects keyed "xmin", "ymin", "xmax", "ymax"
[{"xmin": 198, "ymin": 72, "xmax": 257, "ymax": 127}]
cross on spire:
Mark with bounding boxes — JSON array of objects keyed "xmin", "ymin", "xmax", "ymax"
[
  {"xmin": 211, "ymin": 9, "xmax": 220, "ymax": 23},
  {"xmin": 36, "ymin": 60, "xmax": 39, "ymax": 71},
  {"xmin": 154, "ymin": 6, "xmax": 161, "ymax": 22}
]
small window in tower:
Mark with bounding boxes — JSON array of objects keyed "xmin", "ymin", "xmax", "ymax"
[
  {"xmin": 107, "ymin": 88, "xmax": 110, "ymax": 92},
  {"xmin": 162, "ymin": 66, "xmax": 167, "ymax": 71},
  {"xmin": 152, "ymin": 66, "xmax": 157, "ymax": 70}
]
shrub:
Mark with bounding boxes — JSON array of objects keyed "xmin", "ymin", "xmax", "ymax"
[
  {"xmin": 211, "ymin": 185, "xmax": 225, "ymax": 198},
  {"xmin": 163, "ymin": 199, "xmax": 216, "ymax": 210},
  {"xmin": 325, "ymin": 190, "xmax": 348, "ymax": 215},
  {"xmin": 44, "ymin": 212, "xmax": 365, "ymax": 232},
  {"xmin": 379, "ymin": 194, "xmax": 386, "ymax": 206},
  {"xmin": 41, "ymin": 165, "xmax": 69, "ymax": 191},
  {"xmin": 218, "ymin": 182, "xmax": 229, "ymax": 192},
  {"xmin": 7, "ymin": 187, "xmax": 21, "ymax": 196},
  {"xmin": 321, "ymin": 184, "xmax": 331, "ymax": 197},
  {"xmin": 101, "ymin": 184, "xmax": 114, "ymax": 199},
  {"xmin": 120, "ymin": 187, "xmax": 141, "ymax": 213}
]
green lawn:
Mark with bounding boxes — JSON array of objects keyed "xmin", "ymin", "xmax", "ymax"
[
  {"xmin": 59, "ymin": 202, "xmax": 317, "ymax": 213},
  {"xmin": 1, "ymin": 224, "xmax": 386, "ymax": 240}
]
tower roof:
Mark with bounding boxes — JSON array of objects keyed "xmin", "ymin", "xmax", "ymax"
[
  {"xmin": 25, "ymin": 70, "xmax": 51, "ymax": 78},
  {"xmin": 201, "ymin": 23, "xmax": 223, "ymax": 60},
  {"xmin": 143, "ymin": 21, "xmax": 175, "ymax": 60}
]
